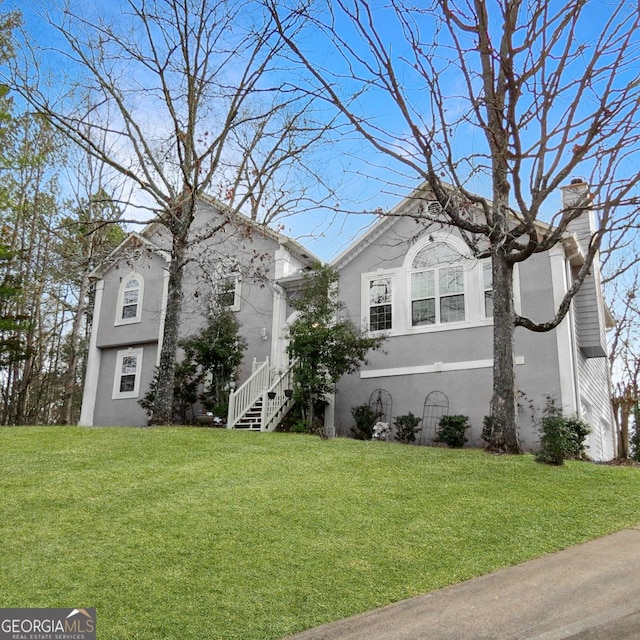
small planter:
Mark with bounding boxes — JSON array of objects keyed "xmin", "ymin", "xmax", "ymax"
[
  {"xmin": 196, "ymin": 413, "xmax": 225, "ymax": 427},
  {"xmin": 284, "ymin": 389, "xmax": 294, "ymax": 398},
  {"xmin": 267, "ymin": 391, "xmax": 277, "ymax": 400}
]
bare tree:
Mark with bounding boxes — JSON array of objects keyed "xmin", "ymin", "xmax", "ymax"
[
  {"xmin": 56, "ymin": 143, "xmax": 128, "ymax": 425},
  {"xmin": 269, "ymin": 0, "xmax": 640, "ymax": 452},
  {"xmin": 607, "ymin": 272, "xmax": 640, "ymax": 459},
  {"xmin": 8, "ymin": 0, "xmax": 332, "ymax": 423},
  {"xmin": 0, "ymin": 110, "xmax": 65, "ymax": 425}
]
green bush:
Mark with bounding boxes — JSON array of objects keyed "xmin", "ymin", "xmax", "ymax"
[
  {"xmin": 394, "ymin": 412, "xmax": 422, "ymax": 443},
  {"xmin": 536, "ymin": 396, "xmax": 591, "ymax": 465},
  {"xmin": 481, "ymin": 415, "xmax": 497, "ymax": 448},
  {"xmin": 435, "ymin": 415, "xmax": 470, "ymax": 448},
  {"xmin": 350, "ymin": 404, "xmax": 380, "ymax": 440},
  {"xmin": 291, "ymin": 420, "xmax": 310, "ymax": 434}
]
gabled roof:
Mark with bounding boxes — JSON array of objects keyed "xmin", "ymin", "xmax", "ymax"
[
  {"xmin": 89, "ymin": 232, "xmax": 170, "ymax": 280},
  {"xmin": 212, "ymin": 194, "xmax": 322, "ymax": 267},
  {"xmin": 329, "ymin": 188, "xmax": 419, "ymax": 271},
  {"xmin": 330, "ymin": 181, "xmax": 586, "ymax": 271},
  {"xmin": 91, "ymin": 194, "xmax": 321, "ymax": 280}
]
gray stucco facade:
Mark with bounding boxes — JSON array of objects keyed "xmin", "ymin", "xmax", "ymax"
[
  {"xmin": 328, "ymin": 183, "xmax": 615, "ymax": 459},
  {"xmin": 79, "ymin": 186, "xmax": 616, "ymax": 461},
  {"xmin": 79, "ymin": 198, "xmax": 315, "ymax": 428}
]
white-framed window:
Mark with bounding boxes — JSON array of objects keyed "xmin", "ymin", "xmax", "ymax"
[
  {"xmin": 368, "ymin": 275, "xmax": 393, "ymax": 331},
  {"xmin": 482, "ymin": 260, "xmax": 493, "ymax": 318},
  {"xmin": 115, "ymin": 273, "xmax": 144, "ymax": 325},
  {"xmin": 112, "ymin": 348, "xmax": 143, "ymax": 399},
  {"xmin": 360, "ymin": 234, "xmax": 503, "ymax": 335},
  {"xmin": 215, "ymin": 274, "xmax": 241, "ymax": 311},
  {"xmin": 410, "ymin": 243, "xmax": 466, "ymax": 326}
]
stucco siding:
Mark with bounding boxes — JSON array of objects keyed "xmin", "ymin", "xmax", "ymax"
[
  {"xmin": 518, "ymin": 253, "xmax": 557, "ymax": 322},
  {"xmin": 93, "ymin": 343, "xmax": 158, "ymax": 427},
  {"xmin": 177, "ymin": 213, "xmax": 281, "ymax": 386},
  {"xmin": 335, "ymin": 367, "xmax": 493, "ymax": 445},
  {"xmin": 95, "ymin": 251, "xmax": 166, "ymax": 348},
  {"xmin": 333, "ymin": 215, "xmax": 566, "ymax": 451}
]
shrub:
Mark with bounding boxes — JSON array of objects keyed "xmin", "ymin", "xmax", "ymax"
[
  {"xmin": 536, "ymin": 396, "xmax": 591, "ymax": 465},
  {"xmin": 350, "ymin": 404, "xmax": 380, "ymax": 440},
  {"xmin": 394, "ymin": 412, "xmax": 422, "ymax": 443},
  {"xmin": 372, "ymin": 421, "xmax": 392, "ymax": 441},
  {"xmin": 435, "ymin": 415, "xmax": 470, "ymax": 448},
  {"xmin": 291, "ymin": 420, "xmax": 310, "ymax": 434},
  {"xmin": 287, "ymin": 265, "xmax": 386, "ymax": 432},
  {"xmin": 139, "ymin": 305, "xmax": 245, "ymax": 425}
]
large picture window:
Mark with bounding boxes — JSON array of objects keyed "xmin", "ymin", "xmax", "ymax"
[
  {"xmin": 361, "ymin": 234, "xmax": 496, "ymax": 336},
  {"xmin": 112, "ymin": 348, "xmax": 143, "ymax": 399},
  {"xmin": 410, "ymin": 243, "xmax": 466, "ymax": 326},
  {"xmin": 115, "ymin": 273, "xmax": 144, "ymax": 325}
]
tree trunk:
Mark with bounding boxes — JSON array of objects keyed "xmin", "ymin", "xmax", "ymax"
[
  {"xmin": 149, "ymin": 231, "xmax": 188, "ymax": 425},
  {"xmin": 619, "ymin": 407, "xmax": 630, "ymax": 460},
  {"xmin": 490, "ymin": 249, "xmax": 521, "ymax": 453},
  {"xmin": 61, "ymin": 272, "xmax": 91, "ymax": 425}
]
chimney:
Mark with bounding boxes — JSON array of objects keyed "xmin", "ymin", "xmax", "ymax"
[
  {"xmin": 560, "ymin": 179, "xmax": 607, "ymax": 359},
  {"xmin": 560, "ymin": 177, "xmax": 591, "ymax": 208},
  {"xmin": 560, "ymin": 177, "xmax": 595, "ymax": 240}
]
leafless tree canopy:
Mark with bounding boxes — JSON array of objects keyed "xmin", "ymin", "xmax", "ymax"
[
  {"xmin": 10, "ymin": 0, "xmax": 335, "ymax": 227},
  {"xmin": 269, "ymin": 0, "xmax": 640, "ymax": 451},
  {"xmin": 6, "ymin": 0, "xmax": 337, "ymax": 423}
]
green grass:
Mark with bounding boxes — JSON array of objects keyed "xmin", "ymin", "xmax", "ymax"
[{"xmin": 2, "ymin": 427, "xmax": 640, "ymax": 639}]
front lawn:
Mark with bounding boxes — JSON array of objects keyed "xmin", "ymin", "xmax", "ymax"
[{"xmin": 1, "ymin": 427, "xmax": 640, "ymax": 639}]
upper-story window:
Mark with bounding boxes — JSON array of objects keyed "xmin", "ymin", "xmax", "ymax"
[
  {"xmin": 368, "ymin": 275, "xmax": 393, "ymax": 331},
  {"xmin": 410, "ymin": 243, "xmax": 466, "ymax": 326},
  {"xmin": 116, "ymin": 273, "xmax": 144, "ymax": 325},
  {"xmin": 214, "ymin": 274, "xmax": 241, "ymax": 311},
  {"xmin": 482, "ymin": 260, "xmax": 493, "ymax": 318}
]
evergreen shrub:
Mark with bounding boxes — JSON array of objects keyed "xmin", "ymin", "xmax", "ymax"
[
  {"xmin": 435, "ymin": 415, "xmax": 470, "ymax": 448},
  {"xmin": 394, "ymin": 412, "xmax": 422, "ymax": 443},
  {"xmin": 536, "ymin": 396, "xmax": 590, "ymax": 465}
]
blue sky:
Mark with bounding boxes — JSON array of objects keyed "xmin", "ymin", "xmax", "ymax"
[{"xmin": 7, "ymin": 0, "xmax": 640, "ymax": 265}]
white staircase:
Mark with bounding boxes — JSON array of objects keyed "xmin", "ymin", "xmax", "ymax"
[{"xmin": 227, "ymin": 358, "xmax": 295, "ymax": 431}]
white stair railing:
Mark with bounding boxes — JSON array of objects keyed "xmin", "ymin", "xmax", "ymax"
[
  {"xmin": 260, "ymin": 360, "xmax": 296, "ymax": 432},
  {"xmin": 227, "ymin": 358, "xmax": 271, "ymax": 429}
]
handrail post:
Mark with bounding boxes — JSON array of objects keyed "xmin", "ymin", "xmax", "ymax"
[
  {"xmin": 227, "ymin": 388, "xmax": 236, "ymax": 429},
  {"xmin": 260, "ymin": 389, "xmax": 268, "ymax": 431}
]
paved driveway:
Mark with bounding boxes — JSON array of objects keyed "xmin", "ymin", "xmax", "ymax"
[{"xmin": 283, "ymin": 526, "xmax": 640, "ymax": 640}]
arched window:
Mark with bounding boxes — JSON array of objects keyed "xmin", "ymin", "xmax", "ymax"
[
  {"xmin": 410, "ymin": 242, "xmax": 466, "ymax": 326},
  {"xmin": 116, "ymin": 273, "xmax": 144, "ymax": 325}
]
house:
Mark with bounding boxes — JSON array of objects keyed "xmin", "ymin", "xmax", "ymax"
[
  {"xmin": 328, "ymin": 179, "xmax": 615, "ymax": 459},
  {"xmin": 79, "ymin": 182, "xmax": 616, "ymax": 461},
  {"xmin": 79, "ymin": 195, "xmax": 318, "ymax": 429}
]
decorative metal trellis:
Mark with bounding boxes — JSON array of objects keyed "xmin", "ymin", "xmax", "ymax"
[
  {"xmin": 419, "ymin": 391, "xmax": 449, "ymax": 445},
  {"xmin": 368, "ymin": 388, "xmax": 393, "ymax": 427}
]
